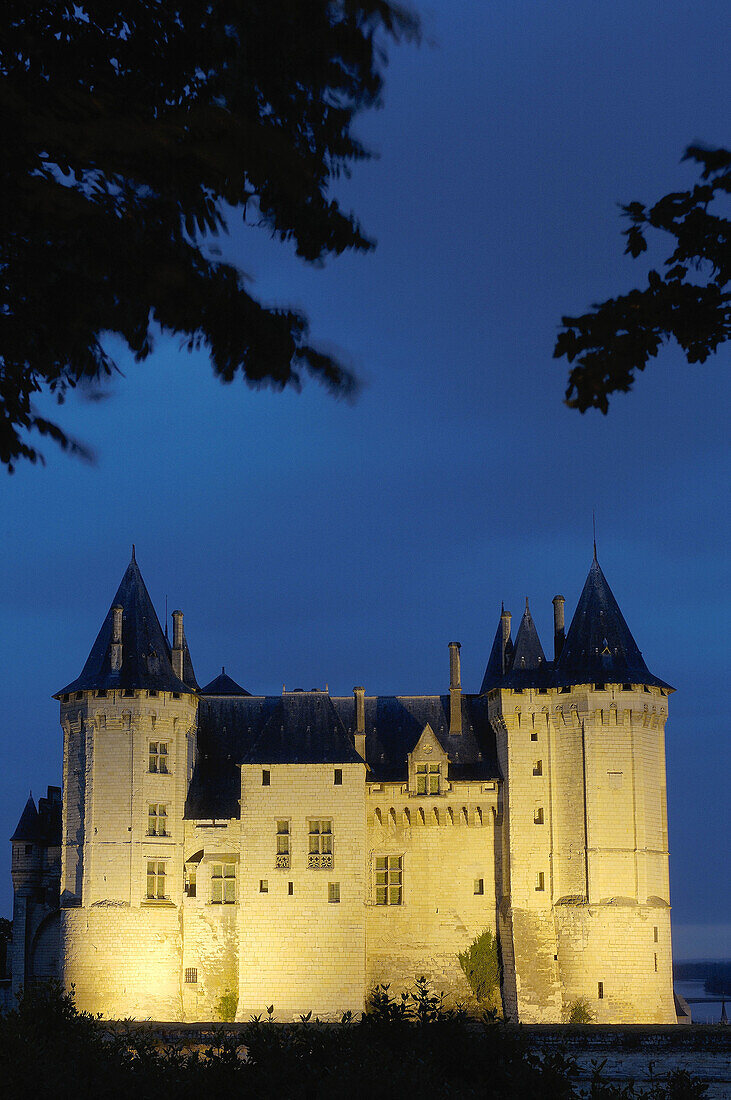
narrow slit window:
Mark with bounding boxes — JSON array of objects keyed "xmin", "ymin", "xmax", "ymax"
[
  {"xmin": 535, "ymin": 871, "xmax": 545, "ymax": 891},
  {"xmin": 328, "ymin": 882, "xmax": 340, "ymax": 903},
  {"xmin": 288, "ymin": 881, "xmax": 294, "ymax": 895},
  {"xmin": 533, "ymin": 760, "xmax": 543, "ymax": 776},
  {"xmin": 654, "ymin": 926, "xmax": 659, "ymax": 943},
  {"xmin": 334, "ymin": 769, "xmax": 343, "ymax": 785},
  {"xmin": 259, "ymin": 879, "xmax": 268, "ymax": 893},
  {"xmin": 598, "ymin": 981, "xmax": 604, "ymax": 999},
  {"xmin": 474, "ymin": 878, "xmax": 484, "ymax": 895},
  {"xmin": 534, "ymin": 807, "xmax": 544, "ymax": 825},
  {"xmin": 262, "ymin": 769, "xmax": 270, "ymax": 786}
]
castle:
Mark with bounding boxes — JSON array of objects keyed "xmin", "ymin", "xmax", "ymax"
[{"xmin": 8, "ymin": 550, "xmax": 678, "ymax": 1023}]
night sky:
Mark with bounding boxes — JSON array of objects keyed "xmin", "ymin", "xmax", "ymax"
[{"xmin": 2, "ymin": 2, "xmax": 729, "ymax": 959}]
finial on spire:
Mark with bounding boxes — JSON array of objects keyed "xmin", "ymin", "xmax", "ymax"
[
  {"xmin": 132, "ymin": 543, "xmax": 136, "ymax": 561},
  {"xmin": 525, "ymin": 596, "xmax": 530, "ymax": 612},
  {"xmin": 222, "ymin": 666, "xmax": 225, "ymax": 675},
  {"xmin": 501, "ymin": 600, "xmax": 505, "ymax": 614},
  {"xmin": 592, "ymin": 512, "xmax": 597, "ymax": 561}
]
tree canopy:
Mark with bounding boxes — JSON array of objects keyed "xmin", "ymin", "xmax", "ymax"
[
  {"xmin": 0, "ymin": 1, "xmax": 418, "ymax": 470},
  {"xmin": 555, "ymin": 145, "xmax": 730, "ymax": 412}
]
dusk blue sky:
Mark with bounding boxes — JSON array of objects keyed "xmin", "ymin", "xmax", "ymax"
[{"xmin": 2, "ymin": 1, "xmax": 729, "ymax": 958}]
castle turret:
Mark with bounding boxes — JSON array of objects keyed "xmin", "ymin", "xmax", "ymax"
[
  {"xmin": 488, "ymin": 557, "xmax": 676, "ymax": 1024},
  {"xmin": 54, "ymin": 550, "xmax": 198, "ymax": 1018},
  {"xmin": 9, "ymin": 788, "xmax": 61, "ymax": 995}
]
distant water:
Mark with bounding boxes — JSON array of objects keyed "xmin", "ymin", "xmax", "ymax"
[{"xmin": 675, "ymin": 979, "xmax": 728, "ymax": 1024}]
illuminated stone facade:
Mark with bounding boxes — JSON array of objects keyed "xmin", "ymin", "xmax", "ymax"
[{"xmin": 10, "ymin": 552, "xmax": 677, "ymax": 1023}]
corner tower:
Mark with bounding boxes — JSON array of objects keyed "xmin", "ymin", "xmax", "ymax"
[
  {"xmin": 486, "ymin": 557, "xmax": 676, "ymax": 1024},
  {"xmin": 55, "ymin": 550, "xmax": 198, "ymax": 1018}
]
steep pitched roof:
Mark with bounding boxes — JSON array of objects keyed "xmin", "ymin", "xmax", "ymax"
[
  {"xmin": 511, "ymin": 600, "xmax": 546, "ymax": 671},
  {"xmin": 242, "ymin": 692, "xmax": 363, "ymax": 765},
  {"xmin": 56, "ymin": 552, "xmax": 193, "ymax": 696},
  {"xmin": 555, "ymin": 557, "xmax": 671, "ymax": 688},
  {"xmin": 480, "ymin": 617, "xmax": 507, "ymax": 694},
  {"xmin": 200, "ymin": 668, "xmax": 251, "ymax": 696},
  {"xmin": 11, "ymin": 795, "xmax": 41, "ymax": 842}
]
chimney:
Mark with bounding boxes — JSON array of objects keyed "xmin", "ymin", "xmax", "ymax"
[
  {"xmin": 500, "ymin": 607, "xmax": 512, "ymax": 673},
  {"xmin": 172, "ymin": 610, "xmax": 184, "ymax": 680},
  {"xmin": 449, "ymin": 642, "xmax": 462, "ymax": 735},
  {"xmin": 552, "ymin": 595, "xmax": 565, "ymax": 661},
  {"xmin": 353, "ymin": 686, "xmax": 366, "ymax": 761},
  {"xmin": 111, "ymin": 605, "xmax": 123, "ymax": 672}
]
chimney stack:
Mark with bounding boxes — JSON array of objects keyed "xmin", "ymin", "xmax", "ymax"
[
  {"xmin": 500, "ymin": 607, "xmax": 512, "ymax": 673},
  {"xmin": 172, "ymin": 610, "xmax": 184, "ymax": 679},
  {"xmin": 111, "ymin": 605, "xmax": 123, "ymax": 672},
  {"xmin": 552, "ymin": 595, "xmax": 565, "ymax": 661},
  {"xmin": 353, "ymin": 686, "xmax": 366, "ymax": 761},
  {"xmin": 449, "ymin": 642, "xmax": 462, "ymax": 735}
]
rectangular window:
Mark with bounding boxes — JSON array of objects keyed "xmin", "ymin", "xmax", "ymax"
[
  {"xmin": 147, "ymin": 803, "xmax": 168, "ymax": 836},
  {"xmin": 474, "ymin": 878, "xmax": 484, "ymax": 895},
  {"xmin": 334, "ymin": 768, "xmax": 343, "ymax": 785},
  {"xmin": 148, "ymin": 741, "xmax": 169, "ymax": 774},
  {"xmin": 530, "ymin": 731, "xmax": 538, "ymax": 741},
  {"xmin": 374, "ymin": 855, "xmax": 403, "ymax": 905},
  {"xmin": 598, "ymin": 981, "xmax": 604, "ymax": 999},
  {"xmin": 415, "ymin": 762, "xmax": 440, "ymax": 795},
  {"xmin": 654, "ymin": 926, "xmax": 659, "ymax": 943},
  {"xmin": 534, "ymin": 807, "xmax": 544, "ymax": 825},
  {"xmin": 288, "ymin": 881, "xmax": 294, "ymax": 895},
  {"xmin": 211, "ymin": 863, "xmax": 236, "ymax": 904},
  {"xmin": 259, "ymin": 879, "xmax": 268, "ymax": 893},
  {"xmin": 184, "ymin": 967, "xmax": 198, "ymax": 984},
  {"xmin": 262, "ymin": 769, "xmax": 270, "ymax": 786},
  {"xmin": 184, "ymin": 865, "xmax": 197, "ymax": 898},
  {"xmin": 532, "ymin": 760, "xmax": 543, "ymax": 776},
  {"xmin": 308, "ymin": 820, "xmax": 333, "ymax": 868},
  {"xmin": 146, "ymin": 860, "xmax": 167, "ymax": 900},
  {"xmin": 328, "ymin": 882, "xmax": 340, "ymax": 903},
  {"xmin": 535, "ymin": 871, "xmax": 545, "ymax": 891},
  {"xmin": 276, "ymin": 820, "xmax": 290, "ymax": 868}
]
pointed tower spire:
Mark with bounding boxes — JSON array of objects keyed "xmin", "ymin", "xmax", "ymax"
[
  {"xmin": 55, "ymin": 552, "xmax": 193, "ymax": 696},
  {"xmin": 480, "ymin": 607, "xmax": 513, "ymax": 693},
  {"xmin": 556, "ymin": 558, "xmax": 671, "ymax": 689},
  {"xmin": 11, "ymin": 794, "xmax": 41, "ymax": 842},
  {"xmin": 510, "ymin": 599, "xmax": 546, "ymax": 671}
]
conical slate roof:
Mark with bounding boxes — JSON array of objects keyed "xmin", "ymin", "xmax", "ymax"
[
  {"xmin": 241, "ymin": 692, "xmax": 363, "ymax": 765},
  {"xmin": 555, "ymin": 557, "xmax": 671, "ymax": 688},
  {"xmin": 56, "ymin": 552, "xmax": 193, "ymax": 696},
  {"xmin": 511, "ymin": 600, "xmax": 546, "ymax": 671},
  {"xmin": 480, "ymin": 617, "xmax": 508, "ymax": 694},
  {"xmin": 11, "ymin": 795, "xmax": 41, "ymax": 842},
  {"xmin": 200, "ymin": 668, "xmax": 251, "ymax": 696}
]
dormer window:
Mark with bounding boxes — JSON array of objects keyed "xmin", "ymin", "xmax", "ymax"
[{"xmin": 415, "ymin": 762, "xmax": 440, "ymax": 795}]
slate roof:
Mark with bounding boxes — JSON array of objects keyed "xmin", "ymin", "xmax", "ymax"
[
  {"xmin": 186, "ymin": 692, "xmax": 500, "ymax": 820},
  {"xmin": 480, "ymin": 618, "xmax": 506, "ymax": 694},
  {"xmin": 56, "ymin": 552, "xmax": 193, "ymax": 696},
  {"xmin": 11, "ymin": 787, "xmax": 61, "ymax": 845},
  {"xmin": 479, "ymin": 558, "xmax": 670, "ymax": 692},
  {"xmin": 554, "ymin": 557, "xmax": 672, "ymax": 689},
  {"xmin": 200, "ymin": 669, "xmax": 251, "ymax": 696}
]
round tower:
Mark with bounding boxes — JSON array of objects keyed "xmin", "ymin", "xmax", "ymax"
[{"xmin": 55, "ymin": 551, "xmax": 198, "ymax": 1020}]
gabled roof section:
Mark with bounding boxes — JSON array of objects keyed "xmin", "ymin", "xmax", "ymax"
[
  {"xmin": 555, "ymin": 557, "xmax": 671, "ymax": 689},
  {"xmin": 410, "ymin": 722, "xmax": 447, "ymax": 760},
  {"xmin": 241, "ymin": 692, "xmax": 363, "ymax": 765},
  {"xmin": 56, "ymin": 551, "xmax": 193, "ymax": 696},
  {"xmin": 480, "ymin": 616, "xmax": 507, "ymax": 694},
  {"xmin": 200, "ymin": 668, "xmax": 251, "ymax": 697},
  {"xmin": 11, "ymin": 795, "xmax": 41, "ymax": 842},
  {"xmin": 182, "ymin": 634, "xmax": 199, "ymax": 691},
  {"xmin": 510, "ymin": 600, "xmax": 546, "ymax": 672}
]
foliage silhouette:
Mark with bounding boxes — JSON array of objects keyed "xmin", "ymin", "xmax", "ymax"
[
  {"xmin": 0, "ymin": 1, "xmax": 419, "ymax": 471},
  {"xmin": 0, "ymin": 980, "xmax": 714, "ymax": 1099},
  {"xmin": 556, "ymin": 145, "xmax": 730, "ymax": 412}
]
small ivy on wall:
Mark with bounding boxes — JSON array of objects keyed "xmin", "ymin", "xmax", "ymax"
[{"xmin": 215, "ymin": 989, "xmax": 238, "ymax": 1023}]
